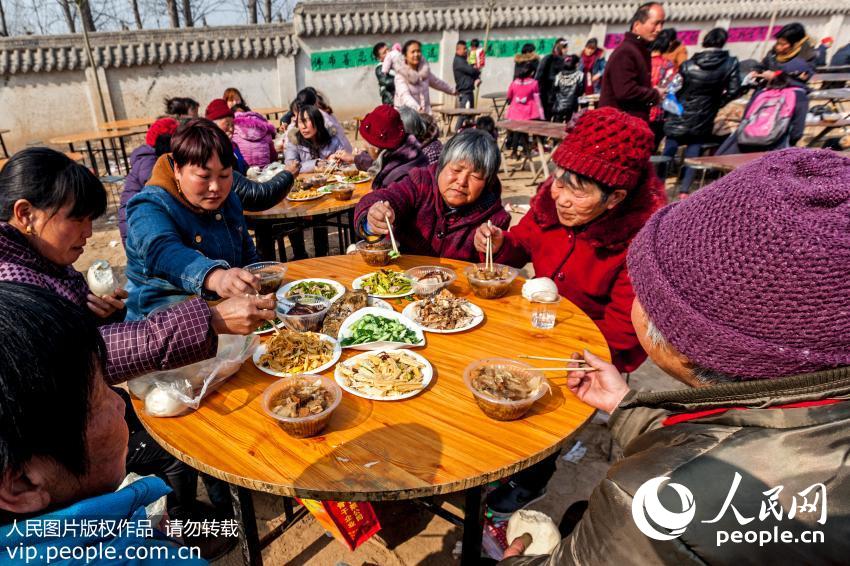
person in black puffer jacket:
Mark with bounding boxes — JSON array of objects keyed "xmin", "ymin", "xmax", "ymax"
[{"xmin": 662, "ymin": 28, "xmax": 741, "ymax": 197}]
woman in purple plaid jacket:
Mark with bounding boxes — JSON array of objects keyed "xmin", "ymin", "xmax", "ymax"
[{"xmin": 0, "ymin": 148, "xmax": 276, "ymax": 552}]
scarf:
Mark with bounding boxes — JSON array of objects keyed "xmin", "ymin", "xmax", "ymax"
[
  {"xmin": 775, "ymin": 36, "xmax": 811, "ymax": 63},
  {"xmin": 396, "ymin": 59, "xmax": 430, "ymax": 85}
]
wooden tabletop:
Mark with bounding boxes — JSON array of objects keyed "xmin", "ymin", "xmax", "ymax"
[
  {"xmin": 435, "ymin": 107, "xmax": 488, "ymax": 116},
  {"xmin": 683, "ymin": 152, "xmax": 767, "ymax": 172},
  {"xmin": 244, "ymin": 174, "xmax": 372, "ymax": 220},
  {"xmin": 98, "ymin": 117, "xmax": 157, "ymax": 131},
  {"xmin": 0, "ymin": 151, "xmax": 82, "ymax": 171},
  {"xmin": 48, "ymin": 127, "xmax": 147, "ymax": 145},
  {"xmin": 809, "ymin": 88, "xmax": 850, "ymax": 101},
  {"xmin": 481, "ymin": 91, "xmax": 507, "ymax": 100},
  {"xmin": 254, "ymin": 107, "xmax": 288, "ymax": 118},
  {"xmin": 812, "ymin": 73, "xmax": 850, "ymax": 83},
  {"xmin": 133, "ymin": 255, "xmax": 604, "ymax": 500},
  {"xmin": 0, "ymin": 129, "xmax": 9, "ymax": 135},
  {"xmin": 805, "ymin": 118, "xmax": 850, "ymax": 129},
  {"xmin": 497, "ymin": 119, "xmax": 568, "ymax": 140}
]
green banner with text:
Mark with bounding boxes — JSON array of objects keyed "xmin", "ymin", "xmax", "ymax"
[{"xmin": 310, "ymin": 43, "xmax": 440, "ymax": 72}]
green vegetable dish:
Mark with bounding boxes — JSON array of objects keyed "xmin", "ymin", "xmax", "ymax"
[
  {"xmin": 340, "ymin": 315, "xmax": 422, "ymax": 346},
  {"xmin": 286, "ymin": 281, "xmax": 338, "ymax": 300},
  {"xmin": 255, "ymin": 318, "xmax": 282, "ymax": 333},
  {"xmin": 359, "ymin": 269, "xmax": 412, "ymax": 296}
]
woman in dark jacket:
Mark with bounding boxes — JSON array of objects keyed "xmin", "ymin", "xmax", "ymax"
[
  {"xmin": 355, "ymin": 129, "xmax": 510, "ymax": 263},
  {"xmin": 334, "ymin": 104, "xmax": 428, "ymax": 191},
  {"xmin": 663, "ymin": 28, "xmax": 741, "ymax": 197}
]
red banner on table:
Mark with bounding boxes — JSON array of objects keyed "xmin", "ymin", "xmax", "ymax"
[{"xmin": 298, "ymin": 499, "xmax": 381, "ymax": 551}]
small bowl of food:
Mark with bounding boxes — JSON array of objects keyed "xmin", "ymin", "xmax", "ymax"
[
  {"xmin": 356, "ymin": 239, "xmax": 393, "ymax": 267},
  {"xmin": 307, "ymin": 174, "xmax": 328, "ymax": 188},
  {"xmin": 327, "ymin": 182, "xmax": 355, "ymax": 201},
  {"xmin": 276, "ymin": 294, "xmax": 331, "ymax": 332},
  {"xmin": 405, "ymin": 266, "xmax": 457, "ymax": 297},
  {"xmin": 262, "ymin": 374, "xmax": 342, "ymax": 437},
  {"xmin": 340, "ymin": 164, "xmax": 359, "ymax": 176},
  {"xmin": 463, "ymin": 358, "xmax": 548, "ymax": 421},
  {"xmin": 245, "ymin": 261, "xmax": 288, "ymax": 295},
  {"xmin": 464, "ymin": 263, "xmax": 519, "ymax": 299}
]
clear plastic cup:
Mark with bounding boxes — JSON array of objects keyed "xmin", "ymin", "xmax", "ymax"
[
  {"xmin": 262, "ymin": 375, "xmax": 341, "ymax": 438},
  {"xmin": 530, "ymin": 291, "xmax": 560, "ymax": 329}
]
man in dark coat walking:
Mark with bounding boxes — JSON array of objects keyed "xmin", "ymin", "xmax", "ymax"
[
  {"xmin": 599, "ymin": 2, "xmax": 666, "ymax": 122},
  {"xmin": 453, "ymin": 40, "xmax": 481, "ymax": 130}
]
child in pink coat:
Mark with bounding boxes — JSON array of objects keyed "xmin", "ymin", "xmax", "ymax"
[{"xmin": 505, "ymin": 63, "xmax": 543, "ymax": 158}]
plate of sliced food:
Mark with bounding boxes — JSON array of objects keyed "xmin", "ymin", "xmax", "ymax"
[
  {"xmin": 286, "ymin": 187, "xmax": 327, "ymax": 202},
  {"xmin": 253, "ymin": 329, "xmax": 341, "ymax": 377},
  {"xmin": 402, "ymin": 289, "xmax": 485, "ymax": 333},
  {"xmin": 337, "ymin": 307, "xmax": 424, "ymax": 350},
  {"xmin": 352, "ymin": 269, "xmax": 414, "ymax": 298},
  {"xmin": 335, "ymin": 349, "xmax": 432, "ymax": 401},
  {"xmin": 335, "ymin": 171, "xmax": 372, "ymax": 184},
  {"xmin": 278, "ymin": 278, "xmax": 346, "ymax": 303}
]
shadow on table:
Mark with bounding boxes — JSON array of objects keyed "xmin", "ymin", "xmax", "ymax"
[{"xmin": 293, "ymin": 423, "xmax": 443, "ymax": 549}]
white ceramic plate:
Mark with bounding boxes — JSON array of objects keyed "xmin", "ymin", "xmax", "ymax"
[
  {"xmin": 252, "ymin": 334, "xmax": 341, "ymax": 377},
  {"xmin": 352, "ymin": 271, "xmax": 414, "ymax": 299},
  {"xmin": 252, "ymin": 318, "xmax": 286, "ymax": 336},
  {"xmin": 286, "ymin": 192, "xmax": 326, "ymax": 202},
  {"xmin": 337, "ymin": 307, "xmax": 425, "ymax": 350},
  {"xmin": 368, "ymin": 297, "xmax": 393, "ymax": 310},
  {"xmin": 278, "ymin": 278, "xmax": 346, "ymax": 303},
  {"xmin": 334, "ymin": 349, "xmax": 433, "ymax": 401},
  {"xmin": 334, "ymin": 173, "xmax": 372, "ymax": 184},
  {"xmin": 401, "ymin": 300, "xmax": 485, "ymax": 334}
]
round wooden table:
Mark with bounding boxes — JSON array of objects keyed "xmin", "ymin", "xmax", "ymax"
[
  {"xmin": 48, "ymin": 127, "xmax": 146, "ymax": 176},
  {"xmin": 244, "ymin": 176, "xmax": 372, "ymax": 260},
  {"xmin": 133, "ymin": 254, "xmax": 605, "ymax": 564}
]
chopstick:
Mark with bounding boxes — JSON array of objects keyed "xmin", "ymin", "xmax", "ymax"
[
  {"xmin": 520, "ymin": 355, "xmax": 587, "ymax": 363},
  {"xmin": 486, "ymin": 220, "xmax": 494, "ymax": 272},
  {"xmin": 536, "ymin": 367, "xmax": 596, "ymax": 372},
  {"xmin": 385, "ymin": 213, "xmax": 400, "ymax": 257}
]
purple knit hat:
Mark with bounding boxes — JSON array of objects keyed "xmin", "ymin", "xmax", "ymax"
[{"xmin": 628, "ymin": 148, "xmax": 850, "ymax": 380}]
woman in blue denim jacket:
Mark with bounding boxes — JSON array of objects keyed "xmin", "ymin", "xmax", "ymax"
[{"xmin": 125, "ymin": 119, "xmax": 263, "ymax": 320}]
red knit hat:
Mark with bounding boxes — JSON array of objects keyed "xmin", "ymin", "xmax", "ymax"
[
  {"xmin": 205, "ymin": 98, "xmax": 234, "ymax": 121},
  {"xmin": 359, "ymin": 105, "xmax": 405, "ymax": 150},
  {"xmin": 552, "ymin": 107, "xmax": 654, "ymax": 191},
  {"xmin": 145, "ymin": 117, "xmax": 179, "ymax": 147}
]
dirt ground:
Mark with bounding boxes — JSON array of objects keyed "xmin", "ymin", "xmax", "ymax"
[{"xmin": 75, "ymin": 125, "xmax": 684, "ymax": 566}]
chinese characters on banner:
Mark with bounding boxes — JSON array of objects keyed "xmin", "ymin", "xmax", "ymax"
[
  {"xmin": 604, "ymin": 26, "xmax": 780, "ymax": 50},
  {"xmin": 298, "ymin": 498, "xmax": 381, "ymax": 550},
  {"xmin": 310, "ymin": 43, "xmax": 440, "ymax": 72}
]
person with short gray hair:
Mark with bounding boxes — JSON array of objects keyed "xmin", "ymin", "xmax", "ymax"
[
  {"xmin": 397, "ymin": 107, "xmax": 443, "ymax": 165},
  {"xmin": 353, "ymin": 129, "xmax": 510, "ymax": 262}
]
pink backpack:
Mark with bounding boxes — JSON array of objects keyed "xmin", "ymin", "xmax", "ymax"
[{"xmin": 737, "ymin": 87, "xmax": 799, "ymax": 147}]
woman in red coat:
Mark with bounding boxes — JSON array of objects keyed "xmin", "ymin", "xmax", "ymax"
[
  {"xmin": 474, "ymin": 106, "xmax": 667, "ymax": 515},
  {"xmin": 477, "ymin": 107, "xmax": 666, "ymax": 373}
]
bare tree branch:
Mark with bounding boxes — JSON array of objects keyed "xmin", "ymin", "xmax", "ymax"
[
  {"xmin": 0, "ymin": 0, "xmax": 8, "ymax": 35},
  {"xmin": 245, "ymin": 0, "xmax": 255, "ymax": 24},
  {"xmin": 181, "ymin": 0, "xmax": 192, "ymax": 26},
  {"xmin": 165, "ymin": 0, "xmax": 179, "ymax": 27},
  {"xmin": 76, "ymin": 0, "xmax": 95, "ymax": 31},
  {"xmin": 129, "ymin": 0, "xmax": 142, "ymax": 28}
]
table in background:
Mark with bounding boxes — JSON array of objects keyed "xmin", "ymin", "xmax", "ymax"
[
  {"xmin": 98, "ymin": 117, "xmax": 157, "ymax": 131},
  {"xmin": 435, "ymin": 107, "xmax": 488, "ymax": 135},
  {"xmin": 497, "ymin": 119, "xmax": 567, "ymax": 182},
  {"xmin": 811, "ymin": 73, "xmax": 850, "ymax": 85},
  {"xmin": 254, "ymin": 107, "xmax": 288, "ymax": 121},
  {"xmin": 48, "ymin": 127, "xmax": 146, "ymax": 176},
  {"xmin": 244, "ymin": 176, "xmax": 372, "ymax": 260},
  {"xmin": 809, "ymin": 88, "xmax": 850, "ymax": 111},
  {"xmin": 684, "ymin": 151, "xmax": 767, "ymax": 174},
  {"xmin": 133, "ymin": 254, "xmax": 605, "ymax": 565},
  {"xmin": 578, "ymin": 93, "xmax": 600, "ymax": 109},
  {"xmin": 804, "ymin": 118, "xmax": 850, "ymax": 146},
  {"xmin": 480, "ymin": 91, "xmax": 507, "ymax": 120},
  {"xmin": 0, "ymin": 129, "xmax": 9, "ymax": 158}
]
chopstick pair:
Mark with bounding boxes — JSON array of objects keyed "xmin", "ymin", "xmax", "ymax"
[
  {"xmin": 518, "ymin": 354, "xmax": 594, "ymax": 372},
  {"xmin": 485, "ymin": 220, "xmax": 494, "ymax": 273},
  {"xmin": 385, "ymin": 213, "xmax": 400, "ymax": 259}
]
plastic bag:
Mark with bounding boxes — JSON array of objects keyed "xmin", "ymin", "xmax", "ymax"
[
  {"xmin": 661, "ymin": 73, "xmax": 684, "ymax": 116},
  {"xmin": 128, "ymin": 334, "xmax": 257, "ymax": 417}
]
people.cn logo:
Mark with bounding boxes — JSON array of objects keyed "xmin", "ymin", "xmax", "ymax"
[{"xmin": 632, "ymin": 476, "xmax": 697, "ymax": 540}]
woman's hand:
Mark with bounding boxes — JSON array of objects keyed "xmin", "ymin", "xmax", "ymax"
[
  {"xmin": 365, "ymin": 201, "xmax": 395, "ymax": 235},
  {"xmin": 209, "ymin": 293, "xmax": 276, "ymax": 335},
  {"xmin": 205, "ymin": 268, "xmax": 260, "ymax": 298},
  {"xmin": 566, "ymin": 350, "xmax": 631, "ymax": 414},
  {"xmin": 473, "ymin": 223, "xmax": 505, "ymax": 255},
  {"xmin": 284, "ymin": 161, "xmax": 301, "ymax": 176},
  {"xmin": 86, "ymin": 288, "xmax": 128, "ymax": 319},
  {"xmin": 331, "ymin": 150, "xmax": 355, "ymax": 164}
]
